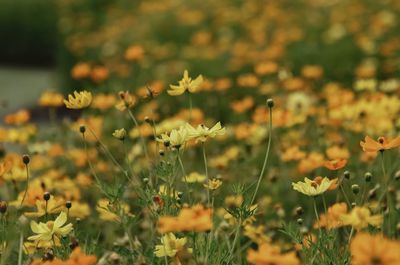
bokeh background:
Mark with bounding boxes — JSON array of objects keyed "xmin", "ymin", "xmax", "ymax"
[{"xmin": 0, "ymin": 0, "xmax": 399, "ymax": 118}]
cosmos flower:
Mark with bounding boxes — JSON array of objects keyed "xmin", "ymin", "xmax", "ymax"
[
  {"xmin": 157, "ymin": 126, "xmax": 189, "ymax": 149},
  {"xmin": 323, "ymin": 158, "xmax": 347, "ymax": 170},
  {"xmin": 158, "ymin": 204, "xmax": 212, "ymax": 233},
  {"xmin": 350, "ymin": 232, "xmax": 400, "ymax": 265},
  {"xmin": 203, "ymin": 178, "xmax": 222, "ymax": 190},
  {"xmin": 247, "ymin": 243, "xmax": 300, "ymax": 265},
  {"xmin": 154, "ymin": 233, "xmax": 190, "ymax": 258},
  {"xmin": 360, "ymin": 136, "xmax": 400, "ymax": 154},
  {"xmin": 112, "ymin": 128, "xmax": 126, "ymax": 140},
  {"xmin": 340, "ymin": 206, "xmax": 383, "ymax": 230},
  {"xmin": 292, "ymin": 177, "xmax": 336, "ymax": 197},
  {"xmin": 168, "ymin": 70, "xmax": 203, "ymax": 96},
  {"xmin": 64, "ymin": 91, "xmax": 92, "ymax": 109},
  {"xmin": 28, "ymin": 211, "xmax": 73, "ymax": 244},
  {"xmin": 185, "ymin": 122, "xmax": 226, "ymax": 143}
]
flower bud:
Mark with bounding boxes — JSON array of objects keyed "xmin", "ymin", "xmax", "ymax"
[
  {"xmin": 296, "ymin": 218, "xmax": 303, "ymax": 225},
  {"xmin": 43, "ymin": 192, "xmax": 51, "ymax": 201},
  {"xmin": 0, "ymin": 201, "xmax": 7, "ymax": 214},
  {"xmin": 395, "ymin": 171, "xmax": 400, "ymax": 181},
  {"xmin": 22, "ymin": 154, "xmax": 30, "ymax": 165},
  {"xmin": 79, "ymin": 125, "xmax": 86, "ymax": 134},
  {"xmin": 159, "ymin": 150, "xmax": 165, "ymax": 156},
  {"xmin": 351, "ymin": 202, "xmax": 356, "ymax": 208},
  {"xmin": 266, "ymin": 98, "xmax": 274, "ymax": 108},
  {"xmin": 343, "ymin": 170, "xmax": 350, "ymax": 179},
  {"xmin": 351, "ymin": 184, "xmax": 360, "ymax": 194},
  {"xmin": 364, "ymin": 172, "xmax": 372, "ymax": 182},
  {"xmin": 295, "ymin": 206, "xmax": 304, "ymax": 216},
  {"xmin": 66, "ymin": 201, "xmax": 72, "ymax": 209},
  {"xmin": 144, "ymin": 116, "xmax": 151, "ymax": 123}
]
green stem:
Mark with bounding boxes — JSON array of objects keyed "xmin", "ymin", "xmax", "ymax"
[
  {"xmin": 177, "ymin": 152, "xmax": 191, "ymax": 204},
  {"xmin": 127, "ymin": 109, "xmax": 149, "ymax": 162},
  {"xmin": 20, "ymin": 163, "xmax": 30, "ymax": 208},
  {"xmin": 250, "ymin": 105, "xmax": 273, "ymax": 205},
  {"xmin": 202, "ymin": 143, "xmax": 210, "ymax": 205},
  {"xmin": 227, "ymin": 218, "xmax": 241, "ymax": 263},
  {"xmin": 313, "ymin": 197, "xmax": 322, "ymax": 238}
]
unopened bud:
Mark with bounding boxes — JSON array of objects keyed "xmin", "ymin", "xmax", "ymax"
[
  {"xmin": 266, "ymin": 98, "xmax": 274, "ymax": 108},
  {"xmin": 344, "ymin": 171, "xmax": 350, "ymax": 179},
  {"xmin": 79, "ymin": 125, "xmax": 86, "ymax": 134},
  {"xmin": 351, "ymin": 184, "xmax": 360, "ymax": 194},
  {"xmin": 22, "ymin": 154, "xmax": 30, "ymax": 165},
  {"xmin": 364, "ymin": 172, "xmax": 372, "ymax": 182},
  {"xmin": 43, "ymin": 192, "xmax": 51, "ymax": 201}
]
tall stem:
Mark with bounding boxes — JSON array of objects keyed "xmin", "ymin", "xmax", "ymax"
[
  {"xmin": 202, "ymin": 143, "xmax": 210, "ymax": 205},
  {"xmin": 250, "ymin": 105, "xmax": 273, "ymax": 205},
  {"xmin": 127, "ymin": 109, "xmax": 149, "ymax": 162},
  {"xmin": 20, "ymin": 163, "xmax": 30, "ymax": 208},
  {"xmin": 177, "ymin": 152, "xmax": 191, "ymax": 204}
]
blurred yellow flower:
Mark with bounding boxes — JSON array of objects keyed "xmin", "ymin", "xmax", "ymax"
[
  {"xmin": 204, "ymin": 178, "xmax": 222, "ymax": 190},
  {"xmin": 96, "ymin": 199, "xmax": 131, "ymax": 222},
  {"xmin": 183, "ymin": 172, "xmax": 206, "ymax": 183},
  {"xmin": 292, "ymin": 177, "xmax": 335, "ymax": 197},
  {"xmin": 168, "ymin": 70, "xmax": 203, "ymax": 96},
  {"xmin": 24, "ymin": 196, "xmax": 65, "ymax": 218},
  {"xmin": 64, "ymin": 91, "xmax": 92, "ymax": 109},
  {"xmin": 341, "ymin": 206, "xmax": 383, "ymax": 230},
  {"xmin": 112, "ymin": 128, "xmax": 126, "ymax": 140},
  {"xmin": 28, "ymin": 211, "xmax": 73, "ymax": 244}
]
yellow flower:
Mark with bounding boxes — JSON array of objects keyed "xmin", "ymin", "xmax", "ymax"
[
  {"xmin": 168, "ymin": 70, "xmax": 203, "ymax": 96},
  {"xmin": 204, "ymin": 178, "xmax": 222, "ymax": 190},
  {"xmin": 64, "ymin": 90, "xmax": 92, "ymax": 109},
  {"xmin": 182, "ymin": 172, "xmax": 206, "ymax": 183},
  {"xmin": 185, "ymin": 122, "xmax": 226, "ymax": 143},
  {"xmin": 157, "ymin": 126, "xmax": 189, "ymax": 149},
  {"xmin": 28, "ymin": 211, "xmax": 73, "ymax": 244},
  {"xmin": 154, "ymin": 233, "xmax": 190, "ymax": 258},
  {"xmin": 96, "ymin": 199, "xmax": 131, "ymax": 222},
  {"xmin": 24, "ymin": 196, "xmax": 65, "ymax": 218},
  {"xmin": 112, "ymin": 128, "xmax": 126, "ymax": 140},
  {"xmin": 341, "ymin": 206, "xmax": 383, "ymax": 230},
  {"xmin": 292, "ymin": 177, "xmax": 335, "ymax": 196}
]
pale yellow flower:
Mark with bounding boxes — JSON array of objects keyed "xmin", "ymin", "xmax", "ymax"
[
  {"xmin": 292, "ymin": 177, "xmax": 334, "ymax": 196},
  {"xmin": 154, "ymin": 233, "xmax": 190, "ymax": 258},
  {"xmin": 28, "ymin": 211, "xmax": 73, "ymax": 243},
  {"xmin": 204, "ymin": 178, "xmax": 222, "ymax": 190},
  {"xmin": 340, "ymin": 206, "xmax": 383, "ymax": 230},
  {"xmin": 96, "ymin": 199, "xmax": 131, "ymax": 222},
  {"xmin": 182, "ymin": 172, "xmax": 206, "ymax": 183},
  {"xmin": 64, "ymin": 90, "xmax": 92, "ymax": 109},
  {"xmin": 168, "ymin": 70, "xmax": 203, "ymax": 96},
  {"xmin": 157, "ymin": 126, "xmax": 189, "ymax": 149},
  {"xmin": 185, "ymin": 122, "xmax": 226, "ymax": 143},
  {"xmin": 112, "ymin": 128, "xmax": 126, "ymax": 140}
]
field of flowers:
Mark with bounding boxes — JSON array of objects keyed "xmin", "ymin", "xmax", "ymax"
[{"xmin": 1, "ymin": 0, "xmax": 400, "ymax": 264}]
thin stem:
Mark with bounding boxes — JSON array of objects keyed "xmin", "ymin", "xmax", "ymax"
[
  {"xmin": 20, "ymin": 163, "xmax": 30, "ymax": 208},
  {"xmin": 188, "ymin": 93, "xmax": 193, "ymax": 123},
  {"xmin": 202, "ymin": 143, "xmax": 210, "ymax": 205},
  {"xmin": 227, "ymin": 218, "xmax": 241, "ymax": 263},
  {"xmin": 177, "ymin": 152, "xmax": 191, "ymax": 204},
  {"xmin": 250, "ymin": 105, "xmax": 273, "ymax": 205},
  {"xmin": 348, "ymin": 227, "xmax": 354, "ymax": 244},
  {"xmin": 127, "ymin": 109, "xmax": 149, "ymax": 162},
  {"xmin": 313, "ymin": 197, "xmax": 322, "ymax": 238},
  {"xmin": 17, "ymin": 232, "xmax": 23, "ymax": 265},
  {"xmin": 87, "ymin": 127, "xmax": 127, "ymax": 177}
]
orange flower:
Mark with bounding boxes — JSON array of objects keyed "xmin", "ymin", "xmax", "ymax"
[
  {"xmin": 314, "ymin": 202, "xmax": 347, "ymax": 229},
  {"xmin": 360, "ymin": 136, "xmax": 400, "ymax": 154},
  {"xmin": 247, "ymin": 243, "xmax": 300, "ymax": 265},
  {"xmin": 90, "ymin": 66, "xmax": 109, "ymax": 83},
  {"xmin": 30, "ymin": 247, "xmax": 97, "ymax": 265},
  {"xmin": 71, "ymin": 63, "xmax": 91, "ymax": 80},
  {"xmin": 158, "ymin": 204, "xmax": 212, "ymax": 233},
  {"xmin": 350, "ymin": 232, "xmax": 400, "ymax": 265},
  {"xmin": 4, "ymin": 109, "xmax": 30, "ymax": 125},
  {"xmin": 313, "ymin": 176, "xmax": 338, "ymax": 190},
  {"xmin": 323, "ymin": 159, "xmax": 347, "ymax": 170}
]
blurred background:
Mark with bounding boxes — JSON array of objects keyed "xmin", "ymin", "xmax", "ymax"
[{"xmin": 0, "ymin": 0, "xmax": 399, "ymax": 118}]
